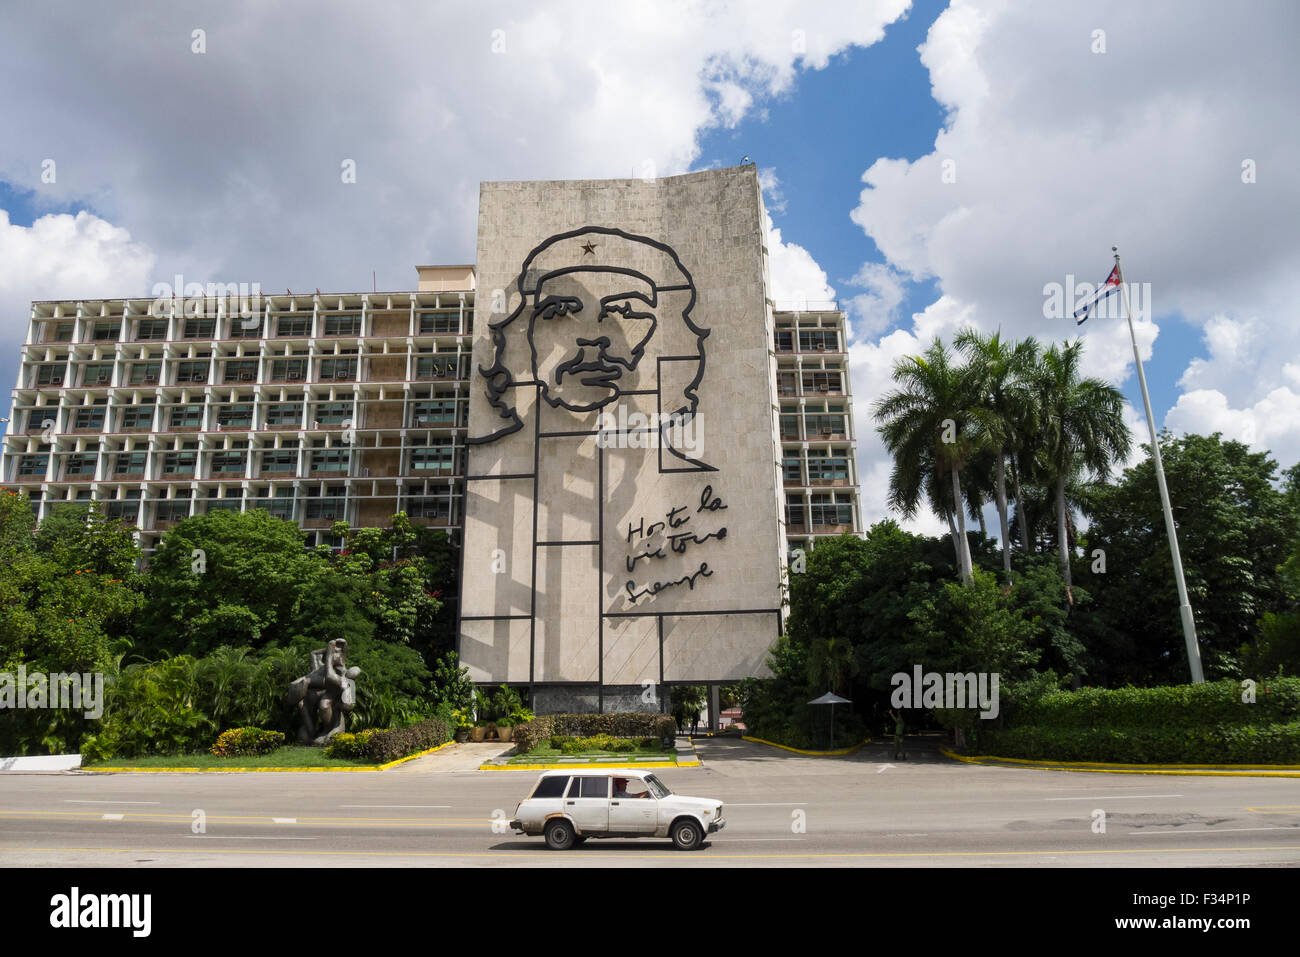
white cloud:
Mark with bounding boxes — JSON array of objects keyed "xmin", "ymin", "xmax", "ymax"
[
  {"xmin": 845, "ymin": 0, "xmax": 1300, "ymax": 528},
  {"xmin": 0, "ymin": 208, "xmax": 156, "ymax": 319},
  {"xmin": 765, "ymin": 211, "xmax": 837, "ymax": 307}
]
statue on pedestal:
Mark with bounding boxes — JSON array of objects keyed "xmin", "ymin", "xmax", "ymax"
[{"xmin": 285, "ymin": 638, "xmax": 360, "ymax": 745}]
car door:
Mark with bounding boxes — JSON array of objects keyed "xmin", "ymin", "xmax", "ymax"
[
  {"xmin": 608, "ymin": 776, "xmax": 658, "ymax": 834},
  {"xmin": 564, "ymin": 775, "xmax": 610, "ymax": 833}
]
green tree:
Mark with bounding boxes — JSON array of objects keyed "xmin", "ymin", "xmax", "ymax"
[
  {"xmin": 875, "ymin": 338, "xmax": 979, "ymax": 583},
  {"xmin": 1030, "ymin": 340, "xmax": 1131, "ymax": 590}
]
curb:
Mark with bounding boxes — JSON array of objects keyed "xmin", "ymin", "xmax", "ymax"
[
  {"xmin": 480, "ymin": 759, "xmax": 700, "ymax": 771},
  {"xmin": 940, "ymin": 748, "xmax": 1300, "ymax": 777},
  {"xmin": 741, "ymin": 735, "xmax": 870, "ymax": 756},
  {"xmin": 86, "ymin": 740, "xmax": 454, "ymax": 774}
]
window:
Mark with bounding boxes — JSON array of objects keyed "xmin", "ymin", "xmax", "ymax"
[
  {"xmin": 104, "ymin": 502, "xmax": 139, "ymax": 522},
  {"xmin": 531, "ymin": 776, "xmax": 570, "ymax": 799},
  {"xmin": 415, "ymin": 356, "xmax": 461, "ymax": 379},
  {"xmin": 782, "ymin": 456, "xmax": 802, "ymax": 483},
  {"xmin": 323, "ymin": 315, "xmax": 361, "ymax": 336},
  {"xmin": 313, "ymin": 402, "xmax": 351, "ymax": 425},
  {"xmin": 216, "ymin": 404, "xmax": 253, "ymax": 428},
  {"xmin": 264, "ymin": 402, "xmax": 303, "ymax": 427},
  {"xmin": 806, "ymin": 452, "xmax": 849, "ymax": 482},
  {"xmin": 779, "ymin": 414, "xmax": 801, "ymax": 440},
  {"xmin": 161, "ymin": 451, "xmax": 197, "ymax": 474},
  {"xmin": 276, "ymin": 316, "xmax": 310, "ymax": 337},
  {"xmin": 113, "ymin": 452, "xmax": 147, "ymax": 475},
  {"xmin": 35, "ymin": 365, "xmax": 65, "ymax": 386},
  {"xmin": 407, "ymin": 496, "xmax": 451, "ymax": 520},
  {"xmin": 120, "ymin": 406, "xmax": 155, "ymax": 430},
  {"xmin": 182, "ymin": 318, "xmax": 216, "ymax": 339},
  {"xmin": 73, "ymin": 408, "xmax": 106, "ymax": 430},
  {"xmin": 223, "ymin": 361, "xmax": 258, "ymax": 383},
  {"xmin": 84, "ymin": 364, "xmax": 113, "ymax": 385},
  {"xmin": 579, "ymin": 777, "xmax": 609, "ymax": 798},
  {"xmin": 209, "ymin": 452, "xmax": 247, "ymax": 475},
  {"xmin": 806, "ymin": 414, "xmax": 845, "ymax": 436},
  {"xmin": 155, "ymin": 501, "xmax": 191, "ymax": 522},
  {"xmin": 319, "ymin": 358, "xmax": 357, "ymax": 380},
  {"xmin": 176, "ymin": 361, "xmax": 207, "ymax": 383},
  {"xmin": 775, "ymin": 330, "xmax": 793, "ymax": 351},
  {"xmin": 92, "ymin": 322, "xmax": 120, "ymax": 341},
  {"xmin": 136, "ymin": 319, "xmax": 167, "ymax": 341},
  {"xmin": 53, "ymin": 322, "xmax": 75, "ymax": 342},
  {"xmin": 418, "ymin": 311, "xmax": 460, "ymax": 335},
  {"xmin": 310, "ymin": 448, "xmax": 349, "ymax": 472},
  {"xmin": 17, "ymin": 454, "xmax": 48, "ymax": 476},
  {"xmin": 798, "ymin": 329, "xmax": 838, "ymax": 352},
  {"xmin": 64, "ymin": 453, "xmax": 96, "ymax": 476},
  {"xmin": 269, "ymin": 359, "xmax": 308, "ymax": 381},
  {"xmin": 777, "ymin": 372, "xmax": 797, "ymax": 395},
  {"xmin": 411, "ymin": 436, "xmax": 456, "ymax": 471},
  {"xmin": 128, "ymin": 362, "xmax": 162, "ymax": 385},
  {"xmin": 810, "ymin": 493, "xmax": 853, "ymax": 527},
  {"xmin": 260, "ymin": 489, "xmax": 295, "ymax": 520},
  {"xmin": 229, "ymin": 316, "xmax": 262, "ymax": 338},
  {"xmin": 169, "ymin": 405, "xmax": 204, "ymax": 429},
  {"xmin": 411, "ymin": 400, "xmax": 457, "ymax": 426},
  {"xmin": 305, "ymin": 498, "xmax": 343, "ymax": 520},
  {"xmin": 802, "ymin": 371, "xmax": 843, "ymax": 393},
  {"xmin": 785, "ymin": 495, "xmax": 806, "ymax": 526},
  {"xmin": 260, "ymin": 448, "xmax": 298, "ymax": 473}
]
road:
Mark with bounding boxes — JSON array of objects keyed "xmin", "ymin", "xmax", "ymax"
[{"xmin": 2, "ymin": 737, "xmax": 1298, "ymax": 867}]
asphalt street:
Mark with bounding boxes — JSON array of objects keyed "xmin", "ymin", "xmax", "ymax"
[{"xmin": 1, "ymin": 737, "xmax": 1297, "ymax": 867}]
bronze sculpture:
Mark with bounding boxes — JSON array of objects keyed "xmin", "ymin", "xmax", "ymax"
[{"xmin": 285, "ymin": 638, "xmax": 360, "ymax": 745}]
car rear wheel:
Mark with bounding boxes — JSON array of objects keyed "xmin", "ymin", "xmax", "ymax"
[
  {"xmin": 671, "ymin": 818, "xmax": 703, "ymax": 851},
  {"xmin": 544, "ymin": 819, "xmax": 576, "ymax": 850}
]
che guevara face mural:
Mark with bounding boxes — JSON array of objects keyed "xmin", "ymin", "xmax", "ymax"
[{"xmin": 468, "ymin": 226, "xmax": 709, "ymax": 455}]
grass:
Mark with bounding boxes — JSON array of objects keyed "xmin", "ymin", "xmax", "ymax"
[
  {"xmin": 503, "ymin": 744, "xmax": 675, "ymax": 765},
  {"xmin": 88, "ymin": 745, "xmax": 378, "ymax": 769}
]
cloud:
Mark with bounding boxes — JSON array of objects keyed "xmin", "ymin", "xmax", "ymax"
[
  {"xmin": 846, "ymin": 0, "xmax": 1300, "ymax": 528},
  {"xmin": 765, "ymin": 211, "xmax": 836, "ymax": 307}
]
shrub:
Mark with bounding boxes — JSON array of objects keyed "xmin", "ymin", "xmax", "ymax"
[
  {"xmin": 364, "ymin": 716, "xmax": 452, "ymax": 763},
  {"xmin": 210, "ymin": 727, "xmax": 285, "ymax": 757},
  {"xmin": 323, "ymin": 729, "xmax": 379, "ymax": 759},
  {"xmin": 980, "ymin": 721, "xmax": 1300, "ymax": 764},
  {"xmin": 513, "ymin": 713, "xmax": 677, "ymax": 754}
]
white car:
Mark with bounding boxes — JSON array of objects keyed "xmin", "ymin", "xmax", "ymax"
[{"xmin": 509, "ymin": 768, "xmax": 725, "ymax": 850}]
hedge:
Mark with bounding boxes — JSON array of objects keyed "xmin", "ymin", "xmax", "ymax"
[
  {"xmin": 209, "ymin": 727, "xmax": 284, "ymax": 757},
  {"xmin": 363, "ymin": 716, "xmax": 453, "ymax": 763},
  {"xmin": 322, "ymin": 729, "xmax": 380, "ymax": 759},
  {"xmin": 1002, "ymin": 678, "xmax": 1300, "ymax": 730},
  {"xmin": 514, "ymin": 713, "xmax": 677, "ymax": 754},
  {"xmin": 979, "ymin": 721, "xmax": 1300, "ymax": 764}
]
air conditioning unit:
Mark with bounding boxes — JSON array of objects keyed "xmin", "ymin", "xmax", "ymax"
[
  {"xmin": 50, "ymin": 375, "xmax": 64, "ymax": 385},
  {"xmin": 239, "ymin": 372, "xmax": 253, "ymax": 381},
  {"xmin": 288, "ymin": 371, "xmax": 302, "ymax": 380},
  {"xmin": 144, "ymin": 375, "xmax": 158, "ymax": 384},
  {"xmin": 96, "ymin": 375, "xmax": 110, "ymax": 384}
]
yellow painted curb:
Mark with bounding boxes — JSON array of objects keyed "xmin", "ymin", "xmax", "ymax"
[
  {"xmin": 741, "ymin": 735, "xmax": 870, "ymax": 756},
  {"xmin": 940, "ymin": 748, "xmax": 1300, "ymax": 777},
  {"xmin": 88, "ymin": 740, "xmax": 455, "ymax": 774},
  {"xmin": 479, "ymin": 759, "xmax": 699, "ymax": 771}
]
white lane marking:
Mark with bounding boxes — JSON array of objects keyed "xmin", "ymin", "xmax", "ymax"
[
  {"xmin": 271, "ymin": 817, "xmax": 297, "ymax": 824},
  {"xmin": 66, "ymin": 800, "xmax": 160, "ymax": 805},
  {"xmin": 101, "ymin": 814, "xmax": 124, "ymax": 820},
  {"xmin": 726, "ymin": 802, "xmax": 809, "ymax": 806},
  {"xmin": 1131, "ymin": 827, "xmax": 1296, "ymax": 835},
  {"xmin": 338, "ymin": 805, "xmax": 452, "ymax": 809},
  {"xmin": 188, "ymin": 836, "xmax": 318, "ymax": 841},
  {"xmin": 716, "ymin": 838, "xmax": 804, "ymax": 842},
  {"xmin": 1043, "ymin": 794, "xmax": 1183, "ymax": 801}
]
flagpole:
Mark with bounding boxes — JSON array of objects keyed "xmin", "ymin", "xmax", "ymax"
[{"xmin": 1112, "ymin": 246, "xmax": 1204, "ymax": 683}]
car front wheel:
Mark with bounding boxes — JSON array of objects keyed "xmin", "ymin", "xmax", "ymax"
[
  {"xmin": 545, "ymin": 819, "xmax": 576, "ymax": 850},
  {"xmin": 671, "ymin": 819, "xmax": 703, "ymax": 851}
]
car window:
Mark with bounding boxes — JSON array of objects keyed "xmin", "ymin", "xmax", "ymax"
[
  {"xmin": 532, "ymin": 776, "xmax": 569, "ymax": 799},
  {"xmin": 644, "ymin": 774, "xmax": 671, "ymax": 799},
  {"xmin": 580, "ymin": 776, "xmax": 610, "ymax": 799},
  {"xmin": 566, "ymin": 777, "xmax": 583, "ymax": 798}
]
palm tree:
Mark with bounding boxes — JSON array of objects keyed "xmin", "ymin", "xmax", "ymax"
[
  {"xmin": 874, "ymin": 338, "xmax": 978, "ymax": 583},
  {"xmin": 1030, "ymin": 340, "xmax": 1131, "ymax": 588},
  {"xmin": 807, "ymin": 636, "xmax": 858, "ymax": 695},
  {"xmin": 955, "ymin": 329, "xmax": 1040, "ymax": 582}
]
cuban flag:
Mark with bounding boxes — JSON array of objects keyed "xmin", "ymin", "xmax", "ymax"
[{"xmin": 1073, "ymin": 265, "xmax": 1122, "ymax": 325}]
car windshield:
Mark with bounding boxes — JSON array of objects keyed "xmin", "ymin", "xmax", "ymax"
[{"xmin": 644, "ymin": 774, "xmax": 671, "ymax": 799}]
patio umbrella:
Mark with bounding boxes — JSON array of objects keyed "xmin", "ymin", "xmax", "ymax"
[{"xmin": 808, "ymin": 691, "xmax": 852, "ymax": 750}]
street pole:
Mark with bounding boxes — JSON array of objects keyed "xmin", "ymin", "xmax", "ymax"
[{"xmin": 1113, "ymin": 246, "xmax": 1204, "ymax": 683}]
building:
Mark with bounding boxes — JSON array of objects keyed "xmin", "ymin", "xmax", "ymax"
[
  {"xmin": 2, "ymin": 268, "xmax": 476, "ymax": 556},
  {"xmin": 1, "ymin": 165, "xmax": 861, "ymax": 709}
]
